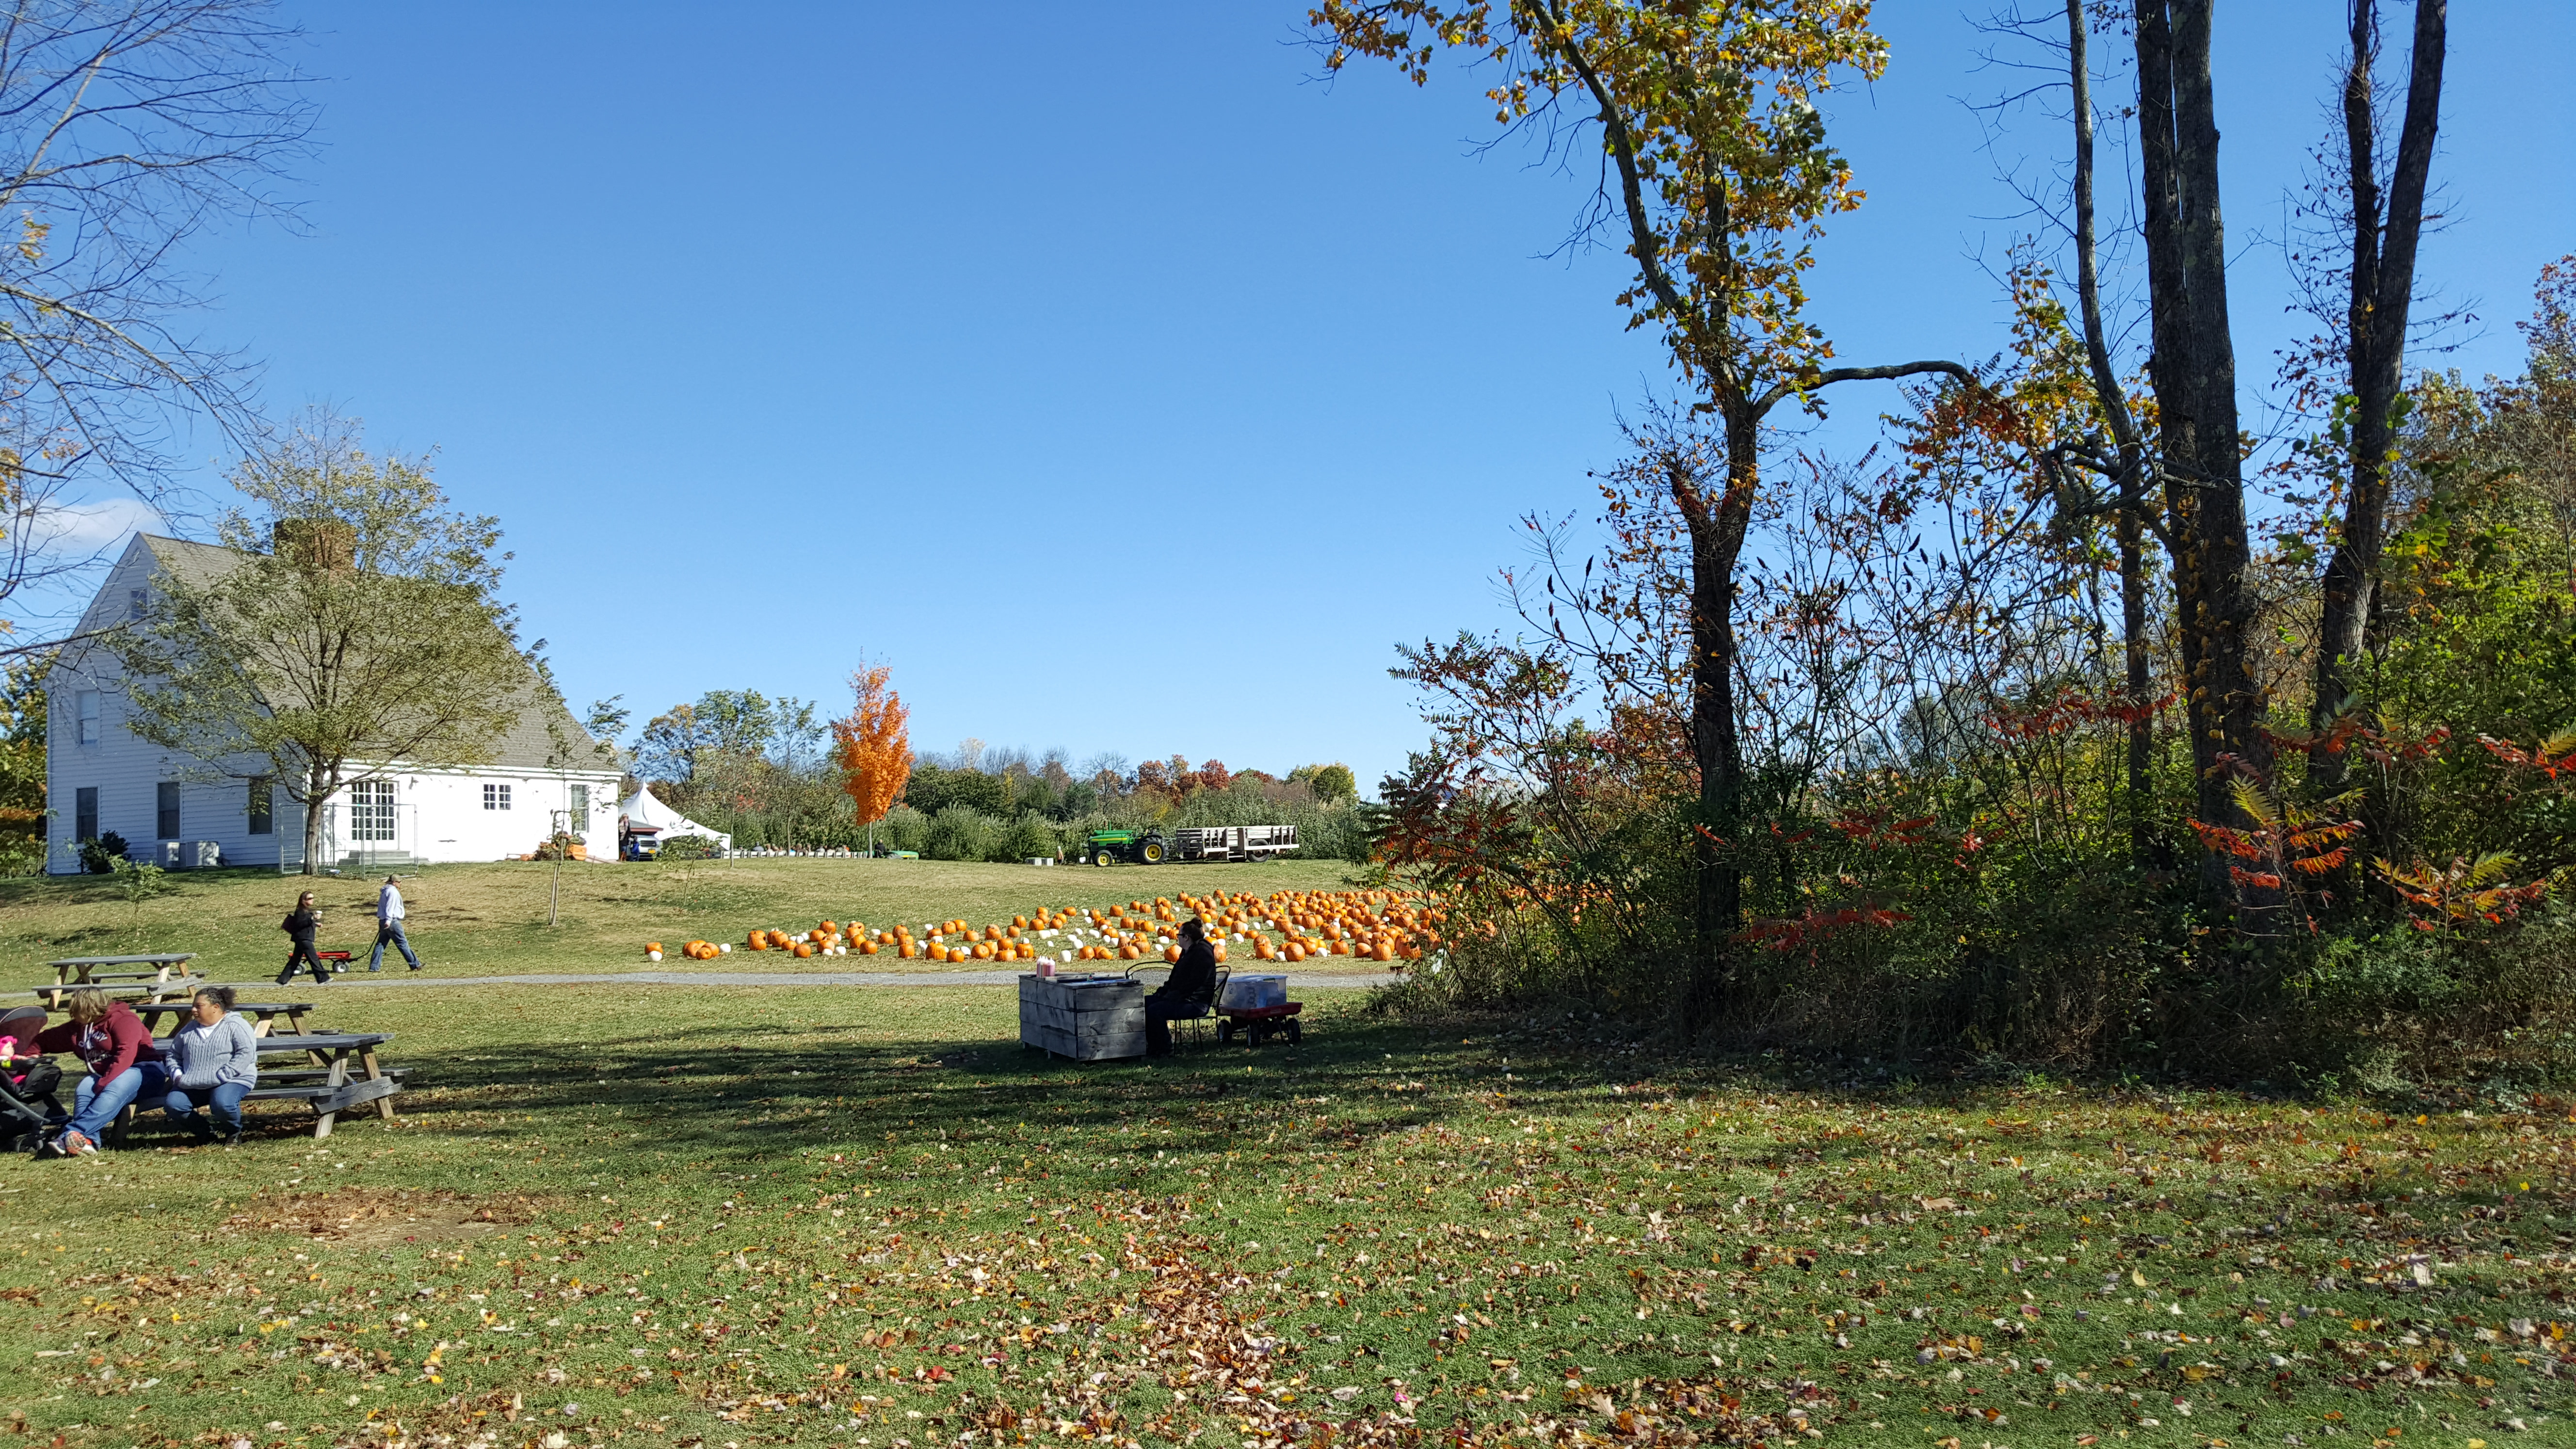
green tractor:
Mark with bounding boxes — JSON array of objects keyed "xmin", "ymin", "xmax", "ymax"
[{"xmin": 1080, "ymin": 828, "xmax": 1167, "ymax": 867}]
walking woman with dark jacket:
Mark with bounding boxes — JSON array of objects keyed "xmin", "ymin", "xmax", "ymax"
[{"xmin": 278, "ymin": 890, "xmax": 329, "ymax": 986}]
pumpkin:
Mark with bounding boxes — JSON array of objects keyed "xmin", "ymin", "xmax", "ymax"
[{"xmin": 793, "ymin": 943, "xmax": 814, "ymax": 958}]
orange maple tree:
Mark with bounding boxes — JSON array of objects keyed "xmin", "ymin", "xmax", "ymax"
[{"xmin": 830, "ymin": 664, "xmax": 911, "ymax": 844}]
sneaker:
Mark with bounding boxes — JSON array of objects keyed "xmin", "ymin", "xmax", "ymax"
[
  {"xmin": 222, "ymin": 1129, "xmax": 244, "ymax": 1147},
  {"xmin": 368, "ymin": 964, "xmax": 381, "ymax": 973},
  {"xmin": 57, "ymin": 1128, "xmax": 96, "ymax": 1156}
]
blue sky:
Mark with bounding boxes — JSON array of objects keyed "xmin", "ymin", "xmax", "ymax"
[{"xmin": 49, "ymin": 2, "xmax": 2576, "ymax": 791}]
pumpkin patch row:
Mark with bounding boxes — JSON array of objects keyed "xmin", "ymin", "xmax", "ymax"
[{"xmin": 643, "ymin": 888, "xmax": 1445, "ymax": 969}]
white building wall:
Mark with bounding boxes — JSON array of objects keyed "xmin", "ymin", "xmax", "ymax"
[{"xmin": 48, "ymin": 536, "xmax": 623, "ymax": 872}]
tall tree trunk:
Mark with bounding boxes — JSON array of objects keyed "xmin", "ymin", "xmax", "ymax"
[
  {"xmin": 2311, "ymin": 0, "xmax": 2447, "ymax": 791},
  {"xmin": 2068, "ymin": 0, "xmax": 2157, "ymax": 866},
  {"xmin": 1670, "ymin": 431, "xmax": 1753, "ymax": 1034},
  {"xmin": 300, "ymin": 764, "xmax": 331, "ymax": 877},
  {"xmin": 2136, "ymin": 0, "xmax": 2273, "ymax": 903}
]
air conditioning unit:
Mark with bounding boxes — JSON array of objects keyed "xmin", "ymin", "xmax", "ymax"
[{"xmin": 171, "ymin": 840, "xmax": 223, "ymax": 869}]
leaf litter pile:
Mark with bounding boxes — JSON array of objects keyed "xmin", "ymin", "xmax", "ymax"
[{"xmin": 4, "ymin": 992, "xmax": 2574, "ymax": 1449}]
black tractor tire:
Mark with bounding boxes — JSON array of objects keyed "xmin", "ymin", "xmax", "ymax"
[
  {"xmin": 1093, "ymin": 849, "xmax": 1115, "ymax": 868},
  {"xmin": 1140, "ymin": 840, "xmax": 1164, "ymax": 864}
]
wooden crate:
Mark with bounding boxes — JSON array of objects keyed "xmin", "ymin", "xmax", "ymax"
[{"xmin": 1019, "ymin": 973, "xmax": 1146, "ymax": 1061}]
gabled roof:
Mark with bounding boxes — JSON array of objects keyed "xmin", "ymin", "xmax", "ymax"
[{"xmin": 117, "ymin": 532, "xmax": 618, "ymax": 776}]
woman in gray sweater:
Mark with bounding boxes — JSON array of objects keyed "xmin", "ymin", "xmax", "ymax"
[{"xmin": 164, "ymin": 985, "xmax": 258, "ymax": 1145}]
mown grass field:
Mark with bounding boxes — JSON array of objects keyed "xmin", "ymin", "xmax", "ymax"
[
  {"xmin": 3, "ymin": 979, "xmax": 2572, "ymax": 1449},
  {"xmin": 0, "ymin": 857, "xmax": 1381, "ymax": 982}
]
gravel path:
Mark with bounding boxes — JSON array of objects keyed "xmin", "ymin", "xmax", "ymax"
[{"xmin": 317, "ymin": 968, "xmax": 1399, "ymax": 990}]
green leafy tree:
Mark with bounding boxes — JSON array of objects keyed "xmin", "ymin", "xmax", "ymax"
[
  {"xmin": 1312, "ymin": 0, "xmax": 1975, "ymax": 1021},
  {"xmin": 0, "ymin": 658, "xmax": 46, "ymax": 874},
  {"xmin": 112, "ymin": 415, "xmax": 537, "ymax": 875}
]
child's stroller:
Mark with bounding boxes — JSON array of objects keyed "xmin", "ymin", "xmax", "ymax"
[{"xmin": 0, "ymin": 1006, "xmax": 66, "ymax": 1153}]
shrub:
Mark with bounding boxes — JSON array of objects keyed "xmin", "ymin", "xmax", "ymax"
[
  {"xmin": 78, "ymin": 832, "xmax": 127, "ymax": 874},
  {"xmin": 658, "ymin": 833, "xmax": 719, "ymax": 860},
  {"xmin": 878, "ymin": 805, "xmax": 930, "ymax": 854},
  {"xmin": 924, "ymin": 805, "xmax": 1001, "ymax": 862},
  {"xmin": 994, "ymin": 814, "xmax": 1061, "ymax": 863}
]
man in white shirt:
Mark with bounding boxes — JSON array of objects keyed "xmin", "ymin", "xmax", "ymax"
[{"xmin": 366, "ymin": 875, "xmax": 423, "ymax": 972}]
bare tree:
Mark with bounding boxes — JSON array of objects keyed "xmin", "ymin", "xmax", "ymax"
[
  {"xmin": 2308, "ymin": 0, "xmax": 2446, "ymax": 790},
  {"xmin": 0, "ymin": 0, "xmax": 311, "ymax": 636},
  {"xmin": 2131, "ymin": 0, "xmax": 2275, "ymax": 901}
]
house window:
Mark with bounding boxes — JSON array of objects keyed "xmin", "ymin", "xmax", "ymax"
[
  {"xmin": 75, "ymin": 787, "xmax": 97, "ymax": 842},
  {"xmin": 157, "ymin": 782, "xmax": 180, "ymax": 840},
  {"xmin": 483, "ymin": 782, "xmax": 512, "ymax": 811},
  {"xmin": 569, "ymin": 784, "xmax": 589, "ymax": 821},
  {"xmin": 75, "ymin": 690, "xmax": 99, "ymax": 745},
  {"xmin": 128, "ymin": 588, "xmax": 146, "ymax": 621},
  {"xmin": 349, "ymin": 779, "xmax": 397, "ymax": 843},
  {"xmin": 247, "ymin": 776, "xmax": 273, "ymax": 835}
]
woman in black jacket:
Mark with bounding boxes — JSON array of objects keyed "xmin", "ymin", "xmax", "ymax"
[
  {"xmin": 277, "ymin": 890, "xmax": 330, "ymax": 986},
  {"xmin": 1145, "ymin": 919, "xmax": 1218, "ymax": 1057}
]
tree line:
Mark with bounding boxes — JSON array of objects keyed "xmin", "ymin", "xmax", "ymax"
[{"xmin": 631, "ymin": 687, "xmax": 1366, "ymax": 860}]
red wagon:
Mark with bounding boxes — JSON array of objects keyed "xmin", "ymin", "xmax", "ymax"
[{"xmin": 1216, "ymin": 1000, "xmax": 1303, "ymax": 1047}]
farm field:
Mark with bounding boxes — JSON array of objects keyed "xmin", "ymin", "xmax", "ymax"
[
  {"xmin": 0, "ymin": 857, "xmax": 1385, "ymax": 984},
  {"xmin": 2, "ymin": 982, "xmax": 2571, "ymax": 1449}
]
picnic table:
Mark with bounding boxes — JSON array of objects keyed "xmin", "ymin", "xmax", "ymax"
[
  {"xmin": 242, "ymin": 1032, "xmax": 401, "ymax": 1139},
  {"xmin": 89, "ymin": 1030, "xmax": 402, "ymax": 1145},
  {"xmin": 130, "ymin": 998, "xmax": 316, "ymax": 1038},
  {"xmin": 38, "ymin": 954, "xmax": 197, "ymax": 1008}
]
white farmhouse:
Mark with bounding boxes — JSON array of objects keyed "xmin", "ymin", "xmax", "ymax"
[{"xmin": 47, "ymin": 533, "xmax": 623, "ymax": 874}]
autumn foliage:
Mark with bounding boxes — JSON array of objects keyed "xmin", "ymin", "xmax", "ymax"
[{"xmin": 830, "ymin": 664, "xmax": 911, "ymax": 830}]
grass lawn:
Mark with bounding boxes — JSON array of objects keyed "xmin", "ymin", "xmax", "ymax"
[
  {"xmin": 3, "ymin": 980, "xmax": 2571, "ymax": 1449},
  {"xmin": 0, "ymin": 857, "xmax": 1384, "ymax": 983}
]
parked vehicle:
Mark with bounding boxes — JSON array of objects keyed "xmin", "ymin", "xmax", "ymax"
[
  {"xmin": 1079, "ymin": 828, "xmax": 1166, "ymax": 866},
  {"xmin": 1171, "ymin": 825, "xmax": 1299, "ymax": 862},
  {"xmin": 1079, "ymin": 825, "xmax": 1302, "ymax": 865}
]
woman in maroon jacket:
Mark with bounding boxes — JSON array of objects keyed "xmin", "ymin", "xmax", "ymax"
[{"xmin": 33, "ymin": 988, "xmax": 168, "ymax": 1157}]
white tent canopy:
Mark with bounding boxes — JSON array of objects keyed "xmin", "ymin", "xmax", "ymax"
[{"xmin": 618, "ymin": 786, "xmax": 732, "ymax": 852}]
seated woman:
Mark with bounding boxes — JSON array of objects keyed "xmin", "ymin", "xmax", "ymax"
[
  {"xmin": 1145, "ymin": 919, "xmax": 1219, "ymax": 1058},
  {"xmin": 164, "ymin": 985, "xmax": 258, "ymax": 1146},
  {"xmin": 33, "ymin": 988, "xmax": 166, "ymax": 1157}
]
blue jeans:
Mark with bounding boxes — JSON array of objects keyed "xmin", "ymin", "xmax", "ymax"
[
  {"xmin": 164, "ymin": 1081, "xmax": 250, "ymax": 1136},
  {"xmin": 368, "ymin": 920, "xmax": 420, "ymax": 971},
  {"xmin": 69, "ymin": 1061, "xmax": 171, "ymax": 1142}
]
